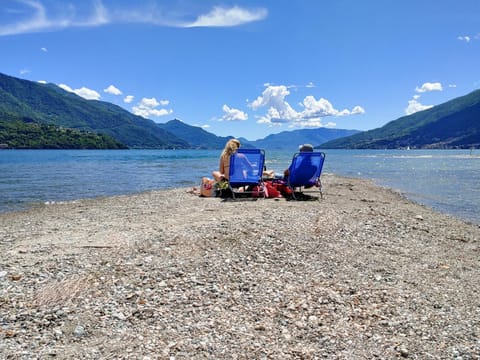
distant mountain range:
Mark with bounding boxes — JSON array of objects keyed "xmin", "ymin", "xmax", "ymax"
[
  {"xmin": 1, "ymin": 71, "xmax": 479, "ymax": 150},
  {"xmin": 321, "ymin": 89, "xmax": 480, "ymax": 149},
  {"xmin": 0, "ymin": 72, "xmax": 188, "ymax": 149},
  {"xmin": 157, "ymin": 119, "xmax": 360, "ymax": 150},
  {"xmin": 0, "ymin": 72, "xmax": 358, "ymax": 149},
  {"xmin": 248, "ymin": 128, "xmax": 360, "ymax": 149}
]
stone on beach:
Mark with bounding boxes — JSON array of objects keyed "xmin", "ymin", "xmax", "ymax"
[{"xmin": 0, "ymin": 174, "xmax": 479, "ymax": 358}]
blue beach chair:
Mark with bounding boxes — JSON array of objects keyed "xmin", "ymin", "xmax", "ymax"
[
  {"xmin": 287, "ymin": 151, "xmax": 326, "ymax": 200},
  {"xmin": 228, "ymin": 148, "xmax": 266, "ymax": 199}
]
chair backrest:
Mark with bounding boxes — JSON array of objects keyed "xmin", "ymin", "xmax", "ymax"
[
  {"xmin": 288, "ymin": 152, "xmax": 326, "ymax": 187},
  {"xmin": 228, "ymin": 148, "xmax": 265, "ymax": 186}
]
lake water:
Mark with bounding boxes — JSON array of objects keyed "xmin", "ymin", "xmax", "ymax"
[{"xmin": 0, "ymin": 149, "xmax": 479, "ymax": 225}]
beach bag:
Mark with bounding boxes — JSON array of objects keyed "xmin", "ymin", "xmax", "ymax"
[
  {"xmin": 265, "ymin": 181, "xmax": 281, "ymax": 198},
  {"xmin": 251, "ymin": 181, "xmax": 281, "ymax": 198},
  {"xmin": 215, "ymin": 179, "xmax": 232, "ymax": 198},
  {"xmin": 200, "ymin": 177, "xmax": 215, "ymax": 197}
]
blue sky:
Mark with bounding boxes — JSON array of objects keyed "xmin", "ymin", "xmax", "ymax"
[{"xmin": 1, "ymin": 0, "xmax": 479, "ymax": 140}]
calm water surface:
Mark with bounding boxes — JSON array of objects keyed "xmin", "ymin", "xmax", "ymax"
[{"xmin": 0, "ymin": 149, "xmax": 479, "ymax": 224}]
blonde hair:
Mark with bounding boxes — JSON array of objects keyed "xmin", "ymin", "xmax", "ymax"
[{"xmin": 221, "ymin": 139, "xmax": 240, "ymax": 158}]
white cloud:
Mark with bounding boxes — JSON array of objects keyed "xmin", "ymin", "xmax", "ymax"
[
  {"xmin": 76, "ymin": 87, "xmax": 101, "ymax": 100},
  {"xmin": 250, "ymin": 85, "xmax": 298, "ymax": 122},
  {"xmin": 132, "ymin": 97, "xmax": 172, "ymax": 118},
  {"xmin": 415, "ymin": 82, "xmax": 443, "ymax": 93},
  {"xmin": 19, "ymin": 68, "xmax": 30, "ymax": 75},
  {"xmin": 405, "ymin": 81, "xmax": 448, "ymax": 115},
  {"xmin": 250, "ymin": 84, "xmax": 364, "ymax": 128},
  {"xmin": 0, "ymin": 0, "xmax": 109, "ymax": 36},
  {"xmin": 104, "ymin": 84, "xmax": 122, "ymax": 95},
  {"xmin": 458, "ymin": 35, "xmax": 471, "ymax": 42},
  {"xmin": 458, "ymin": 33, "xmax": 480, "ymax": 42},
  {"xmin": 124, "ymin": 95, "xmax": 134, "ymax": 103},
  {"xmin": 40, "ymin": 47, "xmax": 47, "ymax": 52},
  {"xmin": 0, "ymin": 2, "xmax": 267, "ymax": 36},
  {"xmin": 221, "ymin": 104, "xmax": 248, "ymax": 121},
  {"xmin": 351, "ymin": 105, "xmax": 365, "ymax": 114},
  {"xmin": 58, "ymin": 83, "xmax": 101, "ymax": 100},
  {"xmin": 405, "ymin": 98, "xmax": 433, "ymax": 115},
  {"xmin": 183, "ymin": 6, "xmax": 267, "ymax": 27}
]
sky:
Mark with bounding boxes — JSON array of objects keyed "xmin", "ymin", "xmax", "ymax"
[{"xmin": 1, "ymin": 0, "xmax": 479, "ymax": 141}]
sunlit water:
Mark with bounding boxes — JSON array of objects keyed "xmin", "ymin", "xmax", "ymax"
[{"xmin": 0, "ymin": 149, "xmax": 479, "ymax": 224}]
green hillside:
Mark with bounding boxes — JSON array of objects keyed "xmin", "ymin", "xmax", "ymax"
[
  {"xmin": 0, "ymin": 72, "xmax": 188, "ymax": 148},
  {"xmin": 321, "ymin": 89, "xmax": 480, "ymax": 149},
  {"xmin": 0, "ymin": 72, "xmax": 361, "ymax": 150},
  {"xmin": 0, "ymin": 116, "xmax": 127, "ymax": 149}
]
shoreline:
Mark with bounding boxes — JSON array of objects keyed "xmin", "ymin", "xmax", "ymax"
[
  {"xmin": 2, "ymin": 173, "xmax": 479, "ymax": 227},
  {"xmin": 1, "ymin": 174, "xmax": 479, "ymax": 358}
]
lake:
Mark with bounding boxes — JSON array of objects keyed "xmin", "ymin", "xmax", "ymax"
[{"xmin": 0, "ymin": 149, "xmax": 479, "ymax": 224}]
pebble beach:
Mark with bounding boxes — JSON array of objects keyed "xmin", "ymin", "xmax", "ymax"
[{"xmin": 0, "ymin": 174, "xmax": 479, "ymax": 359}]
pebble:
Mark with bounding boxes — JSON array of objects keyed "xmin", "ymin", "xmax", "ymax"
[
  {"xmin": 0, "ymin": 175, "xmax": 478, "ymax": 358},
  {"xmin": 73, "ymin": 325, "xmax": 86, "ymax": 337}
]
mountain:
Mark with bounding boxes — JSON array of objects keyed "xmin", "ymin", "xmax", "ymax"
[
  {"xmin": 0, "ymin": 72, "xmax": 361, "ymax": 150},
  {"xmin": 248, "ymin": 128, "xmax": 361, "ymax": 150},
  {"xmin": 157, "ymin": 119, "xmax": 359, "ymax": 150},
  {"xmin": 0, "ymin": 116, "xmax": 127, "ymax": 149},
  {"xmin": 157, "ymin": 119, "xmax": 244, "ymax": 149},
  {"xmin": 0, "ymin": 72, "xmax": 188, "ymax": 148},
  {"xmin": 320, "ymin": 89, "xmax": 480, "ymax": 149}
]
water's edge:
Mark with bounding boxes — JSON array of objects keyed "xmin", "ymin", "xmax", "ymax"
[{"xmin": 1, "ymin": 149, "xmax": 479, "ymax": 225}]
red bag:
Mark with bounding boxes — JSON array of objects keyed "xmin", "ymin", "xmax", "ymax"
[
  {"xmin": 272, "ymin": 180, "xmax": 292, "ymax": 197},
  {"xmin": 265, "ymin": 181, "xmax": 281, "ymax": 198}
]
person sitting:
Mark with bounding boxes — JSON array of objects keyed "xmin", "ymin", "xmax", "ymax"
[
  {"xmin": 283, "ymin": 143, "xmax": 314, "ymax": 180},
  {"xmin": 212, "ymin": 138, "xmax": 241, "ymax": 182}
]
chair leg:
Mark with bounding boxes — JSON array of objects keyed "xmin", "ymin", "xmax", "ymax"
[{"xmin": 229, "ymin": 185, "xmax": 236, "ymax": 199}]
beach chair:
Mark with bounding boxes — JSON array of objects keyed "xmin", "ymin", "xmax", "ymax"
[
  {"xmin": 287, "ymin": 151, "xmax": 326, "ymax": 200},
  {"xmin": 228, "ymin": 148, "xmax": 266, "ymax": 199}
]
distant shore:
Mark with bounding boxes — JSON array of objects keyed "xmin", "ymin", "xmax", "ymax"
[{"xmin": 0, "ymin": 174, "xmax": 479, "ymax": 358}]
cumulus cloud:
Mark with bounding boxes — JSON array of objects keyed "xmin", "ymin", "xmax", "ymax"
[
  {"xmin": 182, "ymin": 6, "xmax": 267, "ymax": 27},
  {"xmin": 405, "ymin": 81, "xmax": 445, "ymax": 115},
  {"xmin": 415, "ymin": 82, "xmax": 443, "ymax": 93},
  {"xmin": 250, "ymin": 85, "xmax": 364, "ymax": 128},
  {"xmin": 132, "ymin": 97, "xmax": 172, "ymax": 118},
  {"xmin": 0, "ymin": 1, "xmax": 267, "ymax": 36},
  {"xmin": 221, "ymin": 105, "xmax": 248, "ymax": 121},
  {"xmin": 104, "ymin": 84, "xmax": 122, "ymax": 95},
  {"xmin": 405, "ymin": 98, "xmax": 433, "ymax": 115},
  {"xmin": 124, "ymin": 95, "xmax": 134, "ymax": 103},
  {"xmin": 58, "ymin": 83, "xmax": 101, "ymax": 100}
]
